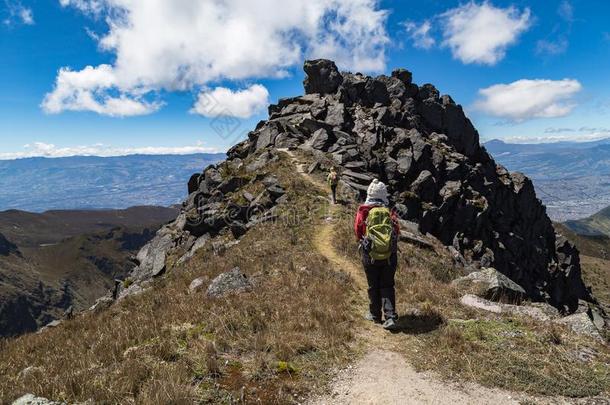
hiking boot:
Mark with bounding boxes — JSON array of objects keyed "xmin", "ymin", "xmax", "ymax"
[
  {"xmin": 364, "ymin": 313, "xmax": 382, "ymax": 324},
  {"xmin": 382, "ymin": 317, "xmax": 399, "ymax": 331}
]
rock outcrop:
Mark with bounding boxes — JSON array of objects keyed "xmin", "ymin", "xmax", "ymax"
[
  {"xmin": 121, "ymin": 59, "xmax": 591, "ymax": 314},
  {"xmin": 0, "ymin": 233, "xmax": 20, "ymax": 257},
  {"xmin": 452, "ymin": 267, "xmax": 526, "ymax": 304},
  {"xmin": 206, "ymin": 267, "xmax": 252, "ymax": 298}
]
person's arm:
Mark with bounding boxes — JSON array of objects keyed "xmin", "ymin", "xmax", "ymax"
[{"xmin": 390, "ymin": 209, "xmax": 400, "ymax": 235}]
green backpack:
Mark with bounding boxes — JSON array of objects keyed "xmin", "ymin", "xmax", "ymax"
[{"xmin": 365, "ymin": 206, "xmax": 394, "ymax": 261}]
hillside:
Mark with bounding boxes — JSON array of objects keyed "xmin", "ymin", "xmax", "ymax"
[
  {"xmin": 554, "ymin": 223, "xmax": 610, "ymax": 313},
  {"xmin": 485, "ymin": 138, "xmax": 610, "ymax": 221},
  {"xmin": 1, "ymin": 60, "xmax": 608, "ymax": 403},
  {"xmin": 0, "ymin": 206, "xmax": 177, "ymax": 337},
  {"xmin": 565, "ymin": 205, "xmax": 610, "ymax": 237},
  {"xmin": 0, "ymin": 153, "xmax": 223, "ymax": 212}
]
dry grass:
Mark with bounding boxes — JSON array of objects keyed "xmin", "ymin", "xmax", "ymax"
[
  {"xmin": 2, "ymin": 152, "xmax": 609, "ymax": 402},
  {"xmin": 0, "ymin": 156, "xmax": 357, "ymax": 404},
  {"xmin": 410, "ymin": 317, "xmax": 610, "ymax": 397},
  {"xmin": 331, "ymin": 203, "xmax": 610, "ymax": 398}
]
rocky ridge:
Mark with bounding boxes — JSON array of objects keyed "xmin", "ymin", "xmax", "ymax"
[{"xmin": 117, "ymin": 59, "xmax": 592, "ymax": 315}]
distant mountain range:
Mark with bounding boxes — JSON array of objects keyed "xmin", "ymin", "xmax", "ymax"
[
  {"xmin": 1, "ymin": 140, "xmax": 606, "ymax": 221},
  {"xmin": 485, "ymin": 138, "xmax": 610, "ymax": 221},
  {"xmin": 0, "ymin": 153, "xmax": 224, "ymax": 212}
]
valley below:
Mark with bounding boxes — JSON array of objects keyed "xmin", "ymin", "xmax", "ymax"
[
  {"xmin": 485, "ymin": 139, "xmax": 610, "ymax": 221},
  {"xmin": 0, "ymin": 153, "xmax": 223, "ymax": 212},
  {"xmin": 0, "ymin": 206, "xmax": 178, "ymax": 337}
]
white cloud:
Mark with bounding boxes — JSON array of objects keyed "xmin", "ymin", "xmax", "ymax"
[
  {"xmin": 191, "ymin": 85, "xmax": 270, "ymax": 119},
  {"xmin": 536, "ymin": 37, "xmax": 569, "ymax": 56},
  {"xmin": 475, "ymin": 79, "xmax": 582, "ymax": 122},
  {"xmin": 46, "ymin": 0, "xmax": 389, "ymax": 116},
  {"xmin": 440, "ymin": 2, "xmax": 531, "ymax": 65},
  {"xmin": 503, "ymin": 132, "xmax": 610, "ymax": 144},
  {"xmin": 404, "ymin": 20, "xmax": 435, "ymax": 49},
  {"xmin": 0, "ymin": 141, "xmax": 220, "ymax": 160},
  {"xmin": 41, "ymin": 65, "xmax": 162, "ymax": 117},
  {"xmin": 3, "ymin": 1, "xmax": 34, "ymax": 25},
  {"xmin": 58, "ymin": 0, "xmax": 103, "ymax": 15}
]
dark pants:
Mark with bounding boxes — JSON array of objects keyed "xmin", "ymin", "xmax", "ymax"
[
  {"xmin": 362, "ymin": 253, "xmax": 397, "ymax": 321},
  {"xmin": 330, "ymin": 184, "xmax": 337, "ymax": 203}
]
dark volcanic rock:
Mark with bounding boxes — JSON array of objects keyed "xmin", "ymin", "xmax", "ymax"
[
  {"xmin": 303, "ymin": 59, "xmax": 343, "ymax": 95},
  {"xmin": 127, "ymin": 59, "xmax": 592, "ymax": 315}
]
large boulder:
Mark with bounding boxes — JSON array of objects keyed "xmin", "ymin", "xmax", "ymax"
[
  {"xmin": 452, "ymin": 267, "xmax": 526, "ymax": 304},
  {"xmin": 557, "ymin": 312, "xmax": 604, "ymax": 341},
  {"xmin": 130, "ymin": 232, "xmax": 174, "ymax": 281},
  {"xmin": 303, "ymin": 59, "xmax": 343, "ymax": 95},
  {"xmin": 459, "ymin": 294, "xmax": 560, "ymax": 321},
  {"xmin": 207, "ymin": 267, "xmax": 253, "ymax": 298}
]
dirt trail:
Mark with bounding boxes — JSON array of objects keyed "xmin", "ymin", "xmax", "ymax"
[{"xmin": 281, "ymin": 150, "xmax": 545, "ymax": 405}]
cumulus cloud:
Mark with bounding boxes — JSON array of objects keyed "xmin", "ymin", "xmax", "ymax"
[
  {"xmin": 0, "ymin": 141, "xmax": 220, "ymax": 160},
  {"xmin": 41, "ymin": 65, "xmax": 162, "ymax": 117},
  {"xmin": 475, "ymin": 78, "xmax": 582, "ymax": 121},
  {"xmin": 191, "ymin": 85, "xmax": 269, "ymax": 119},
  {"xmin": 404, "ymin": 20, "xmax": 435, "ymax": 49},
  {"xmin": 45, "ymin": 0, "xmax": 389, "ymax": 116},
  {"xmin": 440, "ymin": 1, "xmax": 531, "ymax": 65},
  {"xmin": 3, "ymin": 1, "xmax": 34, "ymax": 25}
]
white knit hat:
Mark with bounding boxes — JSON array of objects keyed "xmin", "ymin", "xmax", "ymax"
[{"xmin": 366, "ymin": 179, "xmax": 388, "ymax": 205}]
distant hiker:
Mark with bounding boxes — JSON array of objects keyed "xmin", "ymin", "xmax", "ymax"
[
  {"xmin": 354, "ymin": 179, "xmax": 400, "ymax": 330},
  {"xmin": 327, "ymin": 167, "xmax": 339, "ymax": 204}
]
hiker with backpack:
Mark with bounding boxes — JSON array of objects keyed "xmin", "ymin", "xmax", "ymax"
[
  {"xmin": 327, "ymin": 167, "xmax": 339, "ymax": 204},
  {"xmin": 354, "ymin": 179, "xmax": 400, "ymax": 330}
]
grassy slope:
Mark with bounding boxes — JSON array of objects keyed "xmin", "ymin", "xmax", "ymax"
[
  {"xmin": 0, "ymin": 156, "xmax": 358, "ymax": 404},
  {"xmin": 565, "ymin": 206, "xmax": 610, "ymax": 237},
  {"xmin": 1, "ymin": 152, "xmax": 608, "ymax": 403}
]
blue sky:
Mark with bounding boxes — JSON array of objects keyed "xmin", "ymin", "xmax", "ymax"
[{"xmin": 1, "ymin": 0, "xmax": 609, "ymax": 159}]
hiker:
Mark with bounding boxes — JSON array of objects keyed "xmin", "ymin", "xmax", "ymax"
[
  {"xmin": 327, "ymin": 167, "xmax": 339, "ymax": 204},
  {"xmin": 354, "ymin": 179, "xmax": 400, "ymax": 330}
]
